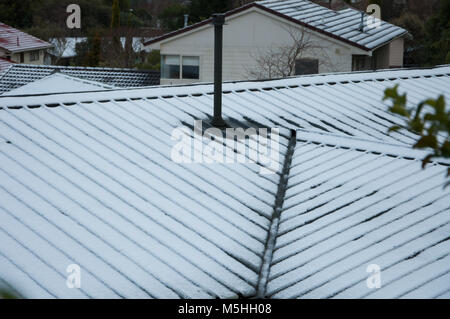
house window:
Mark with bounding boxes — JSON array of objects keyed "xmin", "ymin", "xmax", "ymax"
[
  {"xmin": 182, "ymin": 56, "xmax": 199, "ymax": 79},
  {"xmin": 20, "ymin": 52, "xmax": 24, "ymax": 63},
  {"xmin": 30, "ymin": 50, "xmax": 40, "ymax": 62},
  {"xmin": 161, "ymin": 55, "xmax": 200, "ymax": 80},
  {"xmin": 352, "ymin": 55, "xmax": 374, "ymax": 71},
  {"xmin": 162, "ymin": 55, "xmax": 180, "ymax": 79},
  {"xmin": 295, "ymin": 59, "xmax": 319, "ymax": 75}
]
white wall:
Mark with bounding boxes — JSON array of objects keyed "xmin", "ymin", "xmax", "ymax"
[
  {"xmin": 375, "ymin": 44, "xmax": 390, "ymax": 69},
  {"xmin": 150, "ymin": 8, "xmax": 368, "ymax": 85},
  {"xmin": 1, "ymin": 49, "xmax": 45, "ymax": 65},
  {"xmin": 389, "ymin": 37, "xmax": 404, "ymax": 68}
]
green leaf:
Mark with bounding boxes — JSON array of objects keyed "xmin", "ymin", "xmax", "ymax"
[
  {"xmin": 0, "ymin": 290, "xmax": 18, "ymax": 299},
  {"xmin": 415, "ymin": 135, "xmax": 438, "ymax": 149},
  {"xmin": 435, "ymin": 95, "xmax": 446, "ymax": 114},
  {"xmin": 388, "ymin": 125, "xmax": 402, "ymax": 133},
  {"xmin": 422, "ymin": 154, "xmax": 434, "ymax": 169},
  {"xmin": 383, "ymin": 85, "xmax": 399, "ymax": 100},
  {"xmin": 409, "ymin": 118, "xmax": 424, "ymax": 133},
  {"xmin": 390, "ymin": 104, "xmax": 410, "ymax": 117}
]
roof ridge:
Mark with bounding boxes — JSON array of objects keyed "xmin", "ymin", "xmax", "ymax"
[{"xmin": 2, "ymin": 65, "xmax": 448, "ymax": 102}]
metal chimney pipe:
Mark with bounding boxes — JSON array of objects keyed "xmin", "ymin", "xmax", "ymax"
[
  {"xmin": 211, "ymin": 13, "xmax": 227, "ymax": 129},
  {"xmin": 359, "ymin": 11, "xmax": 364, "ymax": 32}
]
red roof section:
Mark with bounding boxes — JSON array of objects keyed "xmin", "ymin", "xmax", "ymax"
[
  {"xmin": 0, "ymin": 22, "xmax": 53, "ymax": 53},
  {"xmin": 0, "ymin": 57, "xmax": 15, "ymax": 74}
]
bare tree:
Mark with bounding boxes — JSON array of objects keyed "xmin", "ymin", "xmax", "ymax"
[
  {"xmin": 99, "ymin": 27, "xmax": 146, "ymax": 68},
  {"xmin": 245, "ymin": 26, "xmax": 340, "ymax": 80},
  {"xmin": 49, "ymin": 37, "xmax": 70, "ymax": 65}
]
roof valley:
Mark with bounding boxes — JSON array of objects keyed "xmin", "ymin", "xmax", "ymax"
[{"xmin": 256, "ymin": 130, "xmax": 298, "ymax": 298}]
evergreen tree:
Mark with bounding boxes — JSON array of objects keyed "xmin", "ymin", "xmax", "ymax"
[
  {"xmin": 0, "ymin": 0, "xmax": 33, "ymax": 28},
  {"xmin": 111, "ymin": 0, "xmax": 121, "ymax": 28},
  {"xmin": 425, "ymin": 0, "xmax": 450, "ymax": 66},
  {"xmin": 188, "ymin": 0, "xmax": 232, "ymax": 23}
]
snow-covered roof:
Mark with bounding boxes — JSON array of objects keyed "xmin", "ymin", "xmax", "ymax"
[
  {"xmin": 3, "ymin": 73, "xmax": 116, "ymax": 96},
  {"xmin": 0, "ymin": 65, "xmax": 449, "ymax": 299},
  {"xmin": 145, "ymin": 0, "xmax": 408, "ymax": 52},
  {"xmin": 0, "ymin": 22, "xmax": 53, "ymax": 53},
  {"xmin": 267, "ymin": 131, "xmax": 450, "ymax": 299},
  {"xmin": 257, "ymin": 0, "xmax": 409, "ymax": 50},
  {"xmin": 0, "ymin": 64, "xmax": 160, "ymax": 95}
]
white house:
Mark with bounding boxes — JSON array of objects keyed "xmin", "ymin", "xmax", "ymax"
[
  {"xmin": 0, "ymin": 22, "xmax": 53, "ymax": 67},
  {"xmin": 144, "ymin": 0, "xmax": 409, "ymax": 85}
]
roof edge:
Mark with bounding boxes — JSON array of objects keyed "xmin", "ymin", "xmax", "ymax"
[
  {"xmin": 4, "ymin": 44, "xmax": 54, "ymax": 53},
  {"xmin": 7, "ymin": 63, "xmax": 160, "ymax": 74}
]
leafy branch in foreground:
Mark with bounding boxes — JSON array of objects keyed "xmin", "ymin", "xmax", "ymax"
[
  {"xmin": 0, "ymin": 288, "xmax": 19, "ymax": 299},
  {"xmin": 384, "ymin": 85, "xmax": 450, "ymax": 187}
]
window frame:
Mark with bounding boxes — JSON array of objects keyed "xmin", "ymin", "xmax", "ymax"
[
  {"xmin": 29, "ymin": 50, "xmax": 40, "ymax": 62},
  {"xmin": 181, "ymin": 56, "xmax": 200, "ymax": 80},
  {"xmin": 161, "ymin": 54, "xmax": 200, "ymax": 80},
  {"xmin": 295, "ymin": 58, "xmax": 319, "ymax": 75},
  {"xmin": 161, "ymin": 54, "xmax": 181, "ymax": 80}
]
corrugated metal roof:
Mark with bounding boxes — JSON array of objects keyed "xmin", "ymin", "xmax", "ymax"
[
  {"xmin": 266, "ymin": 131, "xmax": 450, "ymax": 299},
  {"xmin": 2, "ymin": 73, "xmax": 116, "ymax": 96},
  {"xmin": 0, "ymin": 64, "xmax": 160, "ymax": 94},
  {"xmin": 3, "ymin": 66, "xmax": 448, "ymax": 145},
  {"xmin": 257, "ymin": 0, "xmax": 408, "ymax": 50},
  {"xmin": 0, "ymin": 65, "xmax": 448, "ymax": 298},
  {"xmin": 0, "ymin": 22, "xmax": 53, "ymax": 53}
]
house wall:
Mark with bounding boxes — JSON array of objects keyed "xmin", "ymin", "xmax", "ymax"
[
  {"xmin": 389, "ymin": 37, "xmax": 404, "ymax": 68},
  {"xmin": 375, "ymin": 43, "xmax": 390, "ymax": 69},
  {"xmin": 151, "ymin": 8, "xmax": 367, "ymax": 85},
  {"xmin": 3, "ymin": 49, "xmax": 45, "ymax": 65},
  {"xmin": 372, "ymin": 37, "xmax": 404, "ymax": 70}
]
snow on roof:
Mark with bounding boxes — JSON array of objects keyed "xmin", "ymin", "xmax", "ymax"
[
  {"xmin": 3, "ymin": 73, "xmax": 116, "ymax": 96},
  {"xmin": 0, "ymin": 85, "xmax": 287, "ymax": 298},
  {"xmin": 0, "ymin": 22, "xmax": 53, "ymax": 53},
  {"xmin": 0, "ymin": 65, "xmax": 449, "ymax": 298},
  {"xmin": 267, "ymin": 132, "xmax": 450, "ymax": 299},
  {"xmin": 145, "ymin": 0, "xmax": 408, "ymax": 51},
  {"xmin": 0, "ymin": 64, "xmax": 160, "ymax": 94},
  {"xmin": 0, "ymin": 57, "xmax": 15, "ymax": 75},
  {"xmin": 257, "ymin": 0, "xmax": 408, "ymax": 50},
  {"xmin": 2, "ymin": 65, "xmax": 449, "ymax": 145}
]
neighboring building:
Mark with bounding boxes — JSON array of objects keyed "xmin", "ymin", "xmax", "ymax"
[
  {"xmin": 144, "ymin": 0, "xmax": 409, "ymax": 85},
  {"xmin": 0, "ymin": 64, "xmax": 160, "ymax": 95},
  {"xmin": 0, "ymin": 22, "xmax": 53, "ymax": 66},
  {"xmin": 0, "ymin": 65, "xmax": 449, "ymax": 298}
]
